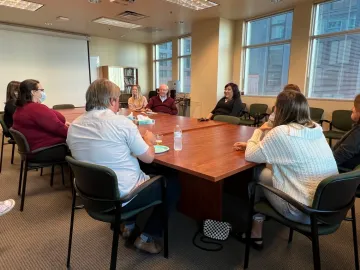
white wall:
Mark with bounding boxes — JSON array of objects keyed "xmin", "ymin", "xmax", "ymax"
[
  {"xmin": 89, "ymin": 37, "xmax": 151, "ymax": 94},
  {"xmin": 0, "ymin": 27, "xmax": 89, "ymax": 107}
]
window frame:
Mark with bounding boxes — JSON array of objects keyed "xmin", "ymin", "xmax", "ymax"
[
  {"xmin": 242, "ymin": 10, "xmax": 293, "ymax": 97},
  {"xmin": 178, "ymin": 36, "xmax": 192, "ymax": 93},
  {"xmin": 154, "ymin": 41, "xmax": 173, "ymax": 89},
  {"xmin": 306, "ymin": 0, "xmax": 360, "ymax": 100}
]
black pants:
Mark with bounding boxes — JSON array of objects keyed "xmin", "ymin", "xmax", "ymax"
[{"xmin": 123, "ymin": 163, "xmax": 180, "ymax": 237}]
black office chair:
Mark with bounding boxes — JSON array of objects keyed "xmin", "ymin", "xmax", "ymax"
[
  {"xmin": 65, "ymin": 156, "xmax": 168, "ymax": 270},
  {"xmin": 0, "ymin": 113, "xmax": 16, "ymax": 172},
  {"xmin": 213, "ymin": 115, "xmax": 241, "ymax": 125},
  {"xmin": 52, "ymin": 104, "xmax": 75, "ymax": 110},
  {"xmin": 9, "ymin": 128, "xmax": 68, "ymax": 211},
  {"xmin": 321, "ymin": 110, "xmax": 352, "ymax": 146},
  {"xmin": 149, "ymin": 90, "xmax": 157, "ymax": 99},
  {"xmin": 244, "ymin": 169, "xmax": 360, "ymax": 270},
  {"xmin": 310, "ymin": 107, "xmax": 324, "ymax": 124},
  {"xmin": 238, "ymin": 104, "xmax": 268, "ymax": 126}
]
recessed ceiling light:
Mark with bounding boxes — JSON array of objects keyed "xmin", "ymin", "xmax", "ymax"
[
  {"xmin": 163, "ymin": 0, "xmax": 218, "ymax": 10},
  {"xmin": 0, "ymin": 0, "xmax": 43, "ymax": 11},
  {"xmin": 271, "ymin": 0, "xmax": 283, "ymax": 3},
  {"xmin": 92, "ymin": 17, "xmax": 141, "ymax": 29},
  {"xmin": 45, "ymin": 22, "xmax": 52, "ymax": 25},
  {"xmin": 88, "ymin": 0, "xmax": 101, "ymax": 3},
  {"xmin": 56, "ymin": 16, "xmax": 70, "ymax": 21}
]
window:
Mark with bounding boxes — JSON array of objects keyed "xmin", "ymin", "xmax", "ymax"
[
  {"xmin": 154, "ymin": 41, "xmax": 172, "ymax": 88},
  {"xmin": 308, "ymin": 0, "xmax": 360, "ymax": 99},
  {"xmin": 243, "ymin": 11, "xmax": 293, "ymax": 96},
  {"xmin": 179, "ymin": 36, "xmax": 192, "ymax": 93}
]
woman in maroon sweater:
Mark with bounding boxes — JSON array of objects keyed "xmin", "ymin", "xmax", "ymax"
[
  {"xmin": 12, "ymin": 79, "xmax": 68, "ymax": 151},
  {"xmin": 146, "ymin": 84, "xmax": 178, "ymax": 115}
]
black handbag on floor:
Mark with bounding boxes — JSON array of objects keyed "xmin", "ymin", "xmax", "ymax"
[{"xmin": 192, "ymin": 219, "xmax": 232, "ymax": 251}]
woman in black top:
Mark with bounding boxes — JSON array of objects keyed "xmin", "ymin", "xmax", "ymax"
[
  {"xmin": 4, "ymin": 81, "xmax": 20, "ymax": 129},
  {"xmin": 206, "ymin": 83, "xmax": 243, "ymax": 120}
]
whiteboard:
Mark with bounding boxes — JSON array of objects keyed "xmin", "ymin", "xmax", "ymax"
[{"xmin": 0, "ymin": 28, "xmax": 90, "ymax": 108}]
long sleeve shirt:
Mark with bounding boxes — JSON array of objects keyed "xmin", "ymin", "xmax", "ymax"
[
  {"xmin": 211, "ymin": 97, "xmax": 243, "ymax": 118},
  {"xmin": 333, "ymin": 124, "xmax": 360, "ymax": 170},
  {"xmin": 4, "ymin": 101, "xmax": 16, "ymax": 129},
  {"xmin": 146, "ymin": 96, "xmax": 178, "ymax": 115},
  {"xmin": 12, "ymin": 102, "xmax": 68, "ymax": 151},
  {"xmin": 245, "ymin": 123, "xmax": 338, "ymax": 215}
]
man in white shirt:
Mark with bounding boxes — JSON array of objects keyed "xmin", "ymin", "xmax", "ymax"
[{"xmin": 67, "ymin": 79, "xmax": 163, "ymax": 254}]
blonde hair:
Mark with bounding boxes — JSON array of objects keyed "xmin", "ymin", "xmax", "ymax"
[
  {"xmin": 131, "ymin": 85, "xmax": 144, "ymax": 107},
  {"xmin": 85, "ymin": 79, "xmax": 120, "ymax": 111}
]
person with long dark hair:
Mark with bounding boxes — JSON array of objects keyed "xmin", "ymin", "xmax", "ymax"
[
  {"xmin": 3, "ymin": 81, "xmax": 20, "ymax": 129},
  {"xmin": 233, "ymin": 90, "xmax": 338, "ymax": 250},
  {"xmin": 206, "ymin": 82, "xmax": 243, "ymax": 120},
  {"xmin": 12, "ymin": 79, "xmax": 68, "ymax": 151}
]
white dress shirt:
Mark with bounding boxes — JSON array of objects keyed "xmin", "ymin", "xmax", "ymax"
[{"xmin": 66, "ymin": 109, "xmax": 150, "ymax": 199}]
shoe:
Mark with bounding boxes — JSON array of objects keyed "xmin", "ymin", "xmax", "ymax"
[
  {"xmin": 134, "ymin": 237, "xmax": 162, "ymax": 254},
  {"xmin": 233, "ymin": 232, "xmax": 264, "ymax": 251},
  {"xmin": 0, "ymin": 199, "xmax": 15, "ymax": 216},
  {"xmin": 120, "ymin": 223, "xmax": 133, "ymax": 239}
]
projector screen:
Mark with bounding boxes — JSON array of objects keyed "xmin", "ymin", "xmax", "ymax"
[{"xmin": 0, "ymin": 27, "xmax": 90, "ymax": 108}]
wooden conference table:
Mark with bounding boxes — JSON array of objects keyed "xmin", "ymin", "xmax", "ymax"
[{"xmin": 57, "ymin": 107, "xmax": 257, "ymax": 220}]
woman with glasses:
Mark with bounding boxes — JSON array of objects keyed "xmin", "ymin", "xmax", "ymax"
[
  {"xmin": 206, "ymin": 83, "xmax": 243, "ymax": 120},
  {"xmin": 12, "ymin": 79, "xmax": 68, "ymax": 151}
]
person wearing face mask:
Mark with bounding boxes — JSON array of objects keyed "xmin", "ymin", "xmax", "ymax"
[
  {"xmin": 145, "ymin": 84, "xmax": 178, "ymax": 115},
  {"xmin": 12, "ymin": 79, "xmax": 68, "ymax": 151},
  {"xmin": 333, "ymin": 94, "xmax": 360, "ymax": 172},
  {"xmin": 4, "ymin": 81, "xmax": 20, "ymax": 129},
  {"xmin": 206, "ymin": 83, "xmax": 243, "ymax": 120},
  {"xmin": 128, "ymin": 85, "xmax": 148, "ymax": 111}
]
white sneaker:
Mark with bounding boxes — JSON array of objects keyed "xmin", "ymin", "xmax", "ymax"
[{"xmin": 0, "ymin": 199, "xmax": 15, "ymax": 216}]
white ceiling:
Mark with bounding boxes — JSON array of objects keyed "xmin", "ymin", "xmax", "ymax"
[{"xmin": 0, "ymin": 0, "xmax": 312, "ymax": 43}]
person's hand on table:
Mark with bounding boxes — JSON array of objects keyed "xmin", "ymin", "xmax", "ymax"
[
  {"xmin": 144, "ymin": 130, "xmax": 156, "ymax": 145},
  {"xmin": 145, "ymin": 108, "xmax": 152, "ymax": 112},
  {"xmin": 65, "ymin": 121, "xmax": 71, "ymax": 127},
  {"xmin": 259, "ymin": 122, "xmax": 272, "ymax": 132},
  {"xmin": 233, "ymin": 142, "xmax": 247, "ymax": 151}
]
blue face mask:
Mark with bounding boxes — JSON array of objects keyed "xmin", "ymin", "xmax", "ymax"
[{"xmin": 39, "ymin": 91, "xmax": 47, "ymax": 103}]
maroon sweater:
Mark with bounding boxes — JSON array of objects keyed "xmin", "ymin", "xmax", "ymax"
[
  {"xmin": 146, "ymin": 96, "xmax": 178, "ymax": 115},
  {"xmin": 12, "ymin": 102, "xmax": 68, "ymax": 151}
]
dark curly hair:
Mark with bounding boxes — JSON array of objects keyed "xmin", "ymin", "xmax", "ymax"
[{"xmin": 225, "ymin": 83, "xmax": 240, "ymax": 99}]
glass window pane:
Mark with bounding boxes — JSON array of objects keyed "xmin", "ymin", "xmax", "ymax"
[
  {"xmin": 180, "ymin": 37, "xmax": 192, "ymax": 56},
  {"xmin": 244, "ymin": 44, "xmax": 291, "ymax": 96},
  {"xmin": 308, "ymin": 33, "xmax": 360, "ymax": 99},
  {"xmin": 180, "ymin": 57, "xmax": 191, "ymax": 93},
  {"xmin": 314, "ymin": 0, "xmax": 360, "ymax": 36},
  {"xmin": 156, "ymin": 60, "xmax": 172, "ymax": 88},
  {"xmin": 246, "ymin": 12, "xmax": 293, "ymax": 46},
  {"xmin": 156, "ymin": 41, "xmax": 172, "ymax": 60}
]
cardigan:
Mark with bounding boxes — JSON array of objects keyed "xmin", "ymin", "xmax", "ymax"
[
  {"xmin": 12, "ymin": 102, "xmax": 68, "ymax": 151},
  {"xmin": 333, "ymin": 123, "xmax": 360, "ymax": 170},
  {"xmin": 211, "ymin": 97, "xmax": 243, "ymax": 118},
  {"xmin": 146, "ymin": 96, "xmax": 178, "ymax": 115},
  {"xmin": 245, "ymin": 123, "xmax": 338, "ymax": 216}
]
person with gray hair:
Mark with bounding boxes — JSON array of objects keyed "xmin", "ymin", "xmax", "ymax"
[
  {"xmin": 146, "ymin": 84, "xmax": 178, "ymax": 115},
  {"xmin": 67, "ymin": 78, "xmax": 165, "ymax": 254}
]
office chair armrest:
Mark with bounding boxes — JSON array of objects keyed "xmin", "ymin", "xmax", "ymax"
[
  {"xmin": 31, "ymin": 143, "xmax": 68, "ymax": 154},
  {"xmin": 319, "ymin": 119, "xmax": 331, "ymax": 128},
  {"xmin": 242, "ymin": 111, "xmax": 251, "ymax": 120},
  {"xmin": 255, "ymin": 183, "xmax": 338, "ymax": 216},
  {"xmin": 120, "ymin": 175, "xmax": 166, "ymax": 203}
]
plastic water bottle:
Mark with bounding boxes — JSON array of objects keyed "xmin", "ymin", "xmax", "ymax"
[{"xmin": 174, "ymin": 125, "xmax": 182, "ymax": 151}]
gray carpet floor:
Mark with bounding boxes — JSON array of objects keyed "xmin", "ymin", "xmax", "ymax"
[{"xmin": 0, "ymin": 143, "xmax": 359, "ymax": 270}]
